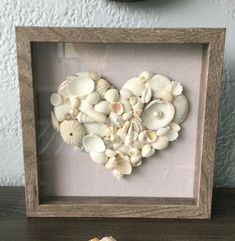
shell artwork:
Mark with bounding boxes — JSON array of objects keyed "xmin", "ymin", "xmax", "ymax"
[{"xmin": 50, "ymin": 71, "xmax": 189, "ymax": 178}]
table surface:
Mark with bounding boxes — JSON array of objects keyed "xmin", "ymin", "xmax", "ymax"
[{"xmin": 0, "ymin": 187, "xmax": 235, "ymax": 241}]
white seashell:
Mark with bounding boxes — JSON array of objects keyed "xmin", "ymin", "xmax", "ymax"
[
  {"xmin": 115, "ymin": 156, "xmax": 132, "ymax": 175},
  {"xmin": 60, "ymin": 120, "xmax": 86, "ymax": 147},
  {"xmin": 54, "ymin": 104, "xmax": 70, "ymax": 122},
  {"xmin": 76, "ymin": 71, "xmax": 100, "ymax": 81},
  {"xmin": 104, "ymin": 89, "xmax": 119, "ymax": 103},
  {"xmin": 128, "ymin": 147, "xmax": 140, "ymax": 158},
  {"xmin": 105, "ymin": 157, "xmax": 117, "ymax": 170},
  {"xmin": 169, "ymin": 122, "xmax": 181, "ymax": 132},
  {"xmin": 171, "ymin": 81, "xmax": 183, "ymax": 96},
  {"xmin": 110, "ymin": 102, "xmax": 124, "ymax": 115},
  {"xmin": 68, "ymin": 108, "xmax": 78, "ymax": 117},
  {"xmin": 158, "ymin": 90, "xmax": 173, "ymax": 102},
  {"xmin": 147, "ymin": 74, "xmax": 171, "ymax": 98},
  {"xmin": 138, "ymin": 132, "xmax": 146, "ymax": 143},
  {"xmin": 122, "ymin": 111, "xmax": 133, "ymax": 121},
  {"xmin": 117, "ymin": 121, "xmax": 130, "ymax": 140},
  {"xmin": 84, "ymin": 123, "xmax": 108, "ymax": 137},
  {"xmin": 142, "ymin": 100, "xmax": 175, "ymax": 130},
  {"xmin": 156, "ymin": 127, "xmax": 170, "ymax": 136},
  {"xmin": 122, "ymin": 77, "xmax": 145, "ymax": 96},
  {"xmin": 166, "ymin": 129, "xmax": 179, "ymax": 141},
  {"xmin": 83, "ymin": 134, "xmax": 106, "ymax": 153},
  {"xmin": 90, "ymin": 152, "xmax": 108, "ymax": 165},
  {"xmin": 141, "ymin": 87, "xmax": 152, "ymax": 103},
  {"xmin": 131, "ymin": 116, "xmax": 144, "ymax": 133},
  {"xmin": 94, "ymin": 101, "xmax": 111, "ymax": 115},
  {"xmin": 139, "ymin": 71, "xmax": 154, "ymax": 82},
  {"xmin": 152, "ymin": 136, "xmax": 169, "ymax": 150},
  {"xmin": 144, "ymin": 130, "xmax": 157, "ymax": 143},
  {"xmin": 119, "ymin": 96, "xmax": 132, "ymax": 113},
  {"xmin": 105, "ymin": 149, "xmax": 116, "ymax": 158},
  {"xmin": 57, "ymin": 79, "xmax": 70, "ymax": 96},
  {"xmin": 96, "ymin": 79, "xmax": 110, "ymax": 97},
  {"xmin": 79, "ymin": 100, "xmax": 109, "ymax": 124},
  {"xmin": 120, "ymin": 88, "xmax": 132, "ymax": 99},
  {"xmin": 173, "ymin": 94, "xmax": 189, "ymax": 124},
  {"xmin": 77, "ymin": 112, "xmax": 95, "ymax": 123},
  {"xmin": 51, "ymin": 111, "xmax": 60, "ymax": 132},
  {"xmin": 69, "ymin": 97, "xmax": 80, "ymax": 108},
  {"xmin": 86, "ymin": 92, "xmax": 100, "ymax": 105},
  {"xmin": 129, "ymin": 96, "xmax": 138, "ymax": 106},
  {"xmin": 50, "ymin": 93, "xmax": 64, "ymax": 106},
  {"xmin": 131, "ymin": 155, "xmax": 142, "ymax": 167},
  {"xmin": 67, "ymin": 76, "xmax": 95, "ymax": 97},
  {"xmin": 141, "ymin": 144, "xmax": 155, "ymax": 158},
  {"xmin": 130, "ymin": 98, "xmax": 144, "ymax": 117},
  {"xmin": 109, "ymin": 112, "xmax": 124, "ymax": 127},
  {"xmin": 100, "ymin": 236, "xmax": 117, "ymax": 241},
  {"xmin": 125, "ymin": 123, "xmax": 138, "ymax": 145},
  {"xmin": 133, "ymin": 140, "xmax": 144, "ymax": 149}
]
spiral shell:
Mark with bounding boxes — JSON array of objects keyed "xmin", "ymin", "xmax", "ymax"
[{"xmin": 96, "ymin": 79, "xmax": 110, "ymax": 97}]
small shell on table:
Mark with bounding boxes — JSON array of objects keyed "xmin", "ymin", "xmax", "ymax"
[
  {"xmin": 86, "ymin": 92, "xmax": 100, "ymax": 105},
  {"xmin": 173, "ymin": 94, "xmax": 189, "ymax": 124},
  {"xmin": 141, "ymin": 144, "xmax": 155, "ymax": 158},
  {"xmin": 51, "ymin": 111, "xmax": 60, "ymax": 132},
  {"xmin": 110, "ymin": 102, "xmax": 124, "ymax": 115},
  {"xmin": 90, "ymin": 152, "xmax": 108, "ymax": 165},
  {"xmin": 76, "ymin": 71, "xmax": 100, "ymax": 81},
  {"xmin": 50, "ymin": 93, "xmax": 64, "ymax": 106},
  {"xmin": 67, "ymin": 76, "xmax": 95, "ymax": 97},
  {"xmin": 122, "ymin": 77, "xmax": 145, "ymax": 96},
  {"xmin": 94, "ymin": 101, "xmax": 111, "ymax": 115},
  {"xmin": 139, "ymin": 71, "xmax": 154, "ymax": 82},
  {"xmin": 96, "ymin": 78, "xmax": 110, "ymax": 97},
  {"xmin": 152, "ymin": 136, "xmax": 169, "ymax": 150},
  {"xmin": 142, "ymin": 100, "xmax": 175, "ymax": 130},
  {"xmin": 104, "ymin": 89, "xmax": 119, "ymax": 103},
  {"xmin": 83, "ymin": 134, "xmax": 106, "ymax": 153},
  {"xmin": 60, "ymin": 120, "xmax": 86, "ymax": 147},
  {"xmin": 141, "ymin": 87, "xmax": 152, "ymax": 103}
]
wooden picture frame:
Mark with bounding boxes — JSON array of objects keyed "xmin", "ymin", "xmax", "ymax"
[{"xmin": 16, "ymin": 27, "xmax": 225, "ymax": 218}]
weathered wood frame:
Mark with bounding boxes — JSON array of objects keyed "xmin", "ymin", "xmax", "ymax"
[{"xmin": 16, "ymin": 27, "xmax": 225, "ymax": 218}]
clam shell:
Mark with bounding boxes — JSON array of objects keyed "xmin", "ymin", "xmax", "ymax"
[
  {"xmin": 76, "ymin": 71, "xmax": 100, "ymax": 81},
  {"xmin": 50, "ymin": 93, "xmax": 64, "ymax": 106},
  {"xmin": 51, "ymin": 111, "xmax": 60, "ymax": 132},
  {"xmin": 139, "ymin": 71, "xmax": 154, "ymax": 82},
  {"xmin": 60, "ymin": 120, "xmax": 86, "ymax": 147},
  {"xmin": 173, "ymin": 94, "xmax": 189, "ymax": 124},
  {"xmin": 122, "ymin": 77, "xmax": 145, "ymax": 96},
  {"xmin": 169, "ymin": 122, "xmax": 181, "ymax": 131},
  {"xmin": 152, "ymin": 136, "xmax": 169, "ymax": 150},
  {"xmin": 77, "ymin": 112, "xmax": 95, "ymax": 123},
  {"xmin": 110, "ymin": 102, "xmax": 124, "ymax": 115},
  {"xmin": 67, "ymin": 76, "xmax": 95, "ymax": 97},
  {"xmin": 90, "ymin": 152, "xmax": 108, "ymax": 165},
  {"xmin": 141, "ymin": 144, "xmax": 155, "ymax": 158},
  {"xmin": 54, "ymin": 103, "xmax": 70, "ymax": 122},
  {"xmin": 96, "ymin": 79, "xmax": 110, "ymax": 97},
  {"xmin": 83, "ymin": 134, "xmax": 106, "ymax": 153},
  {"xmin": 141, "ymin": 87, "xmax": 152, "ymax": 103},
  {"xmin": 120, "ymin": 88, "xmax": 132, "ymax": 99},
  {"xmin": 142, "ymin": 100, "xmax": 175, "ymax": 130},
  {"xmin": 104, "ymin": 89, "xmax": 119, "ymax": 103},
  {"xmin": 115, "ymin": 157, "xmax": 132, "ymax": 175},
  {"xmin": 86, "ymin": 92, "xmax": 100, "ymax": 105},
  {"xmin": 94, "ymin": 101, "xmax": 111, "ymax": 115}
]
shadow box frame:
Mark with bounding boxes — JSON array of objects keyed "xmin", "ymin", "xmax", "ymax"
[{"xmin": 16, "ymin": 27, "xmax": 225, "ymax": 219}]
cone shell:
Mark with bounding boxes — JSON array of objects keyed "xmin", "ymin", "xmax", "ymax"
[
  {"xmin": 60, "ymin": 120, "xmax": 86, "ymax": 146},
  {"xmin": 152, "ymin": 136, "xmax": 169, "ymax": 150}
]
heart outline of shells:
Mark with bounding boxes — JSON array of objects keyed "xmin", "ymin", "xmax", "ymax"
[{"xmin": 50, "ymin": 71, "xmax": 189, "ymax": 179}]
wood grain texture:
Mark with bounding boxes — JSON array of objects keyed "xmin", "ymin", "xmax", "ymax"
[
  {"xmin": 15, "ymin": 27, "xmax": 225, "ymax": 218},
  {"xmin": 1, "ymin": 187, "xmax": 235, "ymax": 241}
]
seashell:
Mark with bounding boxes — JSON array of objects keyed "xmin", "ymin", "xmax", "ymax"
[
  {"xmin": 100, "ymin": 237, "xmax": 117, "ymax": 241},
  {"xmin": 166, "ymin": 129, "xmax": 178, "ymax": 141},
  {"xmin": 54, "ymin": 103, "xmax": 70, "ymax": 122},
  {"xmin": 77, "ymin": 112, "xmax": 95, "ymax": 123},
  {"xmin": 94, "ymin": 101, "xmax": 111, "ymax": 115},
  {"xmin": 110, "ymin": 102, "xmax": 124, "ymax": 115},
  {"xmin": 67, "ymin": 76, "xmax": 95, "ymax": 97},
  {"xmin": 105, "ymin": 149, "xmax": 116, "ymax": 158},
  {"xmin": 57, "ymin": 79, "xmax": 70, "ymax": 96},
  {"xmin": 128, "ymin": 147, "xmax": 140, "ymax": 158},
  {"xmin": 152, "ymin": 136, "xmax": 169, "ymax": 150},
  {"xmin": 120, "ymin": 88, "xmax": 132, "ymax": 99},
  {"xmin": 117, "ymin": 121, "xmax": 130, "ymax": 140},
  {"xmin": 83, "ymin": 134, "xmax": 106, "ymax": 153},
  {"xmin": 115, "ymin": 156, "xmax": 132, "ymax": 175},
  {"xmin": 169, "ymin": 122, "xmax": 181, "ymax": 132},
  {"xmin": 138, "ymin": 132, "xmax": 146, "ymax": 143},
  {"xmin": 51, "ymin": 111, "xmax": 60, "ymax": 132},
  {"xmin": 104, "ymin": 89, "xmax": 119, "ymax": 103},
  {"xmin": 90, "ymin": 152, "xmax": 108, "ymax": 165},
  {"xmin": 122, "ymin": 77, "xmax": 145, "ymax": 96},
  {"xmin": 141, "ymin": 87, "xmax": 152, "ymax": 103},
  {"xmin": 122, "ymin": 111, "xmax": 133, "ymax": 121},
  {"xmin": 131, "ymin": 155, "xmax": 142, "ymax": 167},
  {"xmin": 125, "ymin": 123, "xmax": 138, "ymax": 145},
  {"xmin": 113, "ymin": 169, "xmax": 123, "ymax": 179},
  {"xmin": 50, "ymin": 93, "xmax": 64, "ymax": 106},
  {"xmin": 171, "ymin": 81, "xmax": 183, "ymax": 96},
  {"xmin": 86, "ymin": 92, "xmax": 100, "ymax": 105},
  {"xmin": 131, "ymin": 116, "xmax": 144, "ymax": 133},
  {"xmin": 147, "ymin": 74, "xmax": 171, "ymax": 98},
  {"xmin": 142, "ymin": 100, "xmax": 175, "ymax": 130},
  {"xmin": 173, "ymin": 94, "xmax": 189, "ymax": 124},
  {"xmin": 158, "ymin": 90, "xmax": 173, "ymax": 102},
  {"xmin": 132, "ymin": 102, "xmax": 144, "ymax": 117},
  {"xmin": 144, "ymin": 130, "xmax": 157, "ymax": 143},
  {"xmin": 119, "ymin": 96, "xmax": 132, "ymax": 113},
  {"xmin": 79, "ymin": 100, "xmax": 109, "ymax": 124},
  {"xmin": 113, "ymin": 142, "xmax": 122, "ymax": 150},
  {"xmin": 129, "ymin": 96, "xmax": 138, "ymax": 106},
  {"xmin": 96, "ymin": 79, "xmax": 110, "ymax": 97},
  {"xmin": 156, "ymin": 127, "xmax": 170, "ymax": 136},
  {"xmin": 105, "ymin": 157, "xmax": 117, "ymax": 170},
  {"xmin": 68, "ymin": 108, "xmax": 79, "ymax": 117},
  {"xmin": 69, "ymin": 97, "xmax": 80, "ymax": 108},
  {"xmin": 84, "ymin": 123, "xmax": 108, "ymax": 137},
  {"xmin": 139, "ymin": 71, "xmax": 154, "ymax": 82},
  {"xmin": 141, "ymin": 144, "xmax": 155, "ymax": 158},
  {"xmin": 109, "ymin": 112, "xmax": 124, "ymax": 127},
  {"xmin": 60, "ymin": 120, "xmax": 86, "ymax": 147},
  {"xmin": 76, "ymin": 71, "xmax": 100, "ymax": 81}
]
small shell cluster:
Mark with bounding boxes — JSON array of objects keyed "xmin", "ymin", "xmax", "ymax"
[{"xmin": 50, "ymin": 71, "xmax": 189, "ymax": 179}]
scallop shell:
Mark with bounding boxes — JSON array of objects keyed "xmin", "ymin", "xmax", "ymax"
[
  {"xmin": 67, "ymin": 76, "xmax": 95, "ymax": 97},
  {"xmin": 139, "ymin": 71, "xmax": 154, "ymax": 82},
  {"xmin": 51, "ymin": 111, "xmax": 60, "ymax": 132},
  {"xmin": 77, "ymin": 112, "xmax": 95, "ymax": 123},
  {"xmin": 50, "ymin": 93, "xmax": 64, "ymax": 106},
  {"xmin": 122, "ymin": 77, "xmax": 145, "ymax": 96},
  {"xmin": 141, "ymin": 144, "xmax": 155, "ymax": 158},
  {"xmin": 141, "ymin": 87, "xmax": 152, "ymax": 103},
  {"xmin": 57, "ymin": 79, "xmax": 70, "ymax": 95},
  {"xmin": 76, "ymin": 71, "xmax": 100, "ymax": 81},
  {"xmin": 90, "ymin": 152, "xmax": 108, "ymax": 165},
  {"xmin": 152, "ymin": 136, "xmax": 169, "ymax": 150},
  {"xmin": 96, "ymin": 79, "xmax": 110, "ymax": 97},
  {"xmin": 86, "ymin": 92, "xmax": 100, "ymax": 105},
  {"xmin": 83, "ymin": 134, "xmax": 106, "ymax": 153},
  {"xmin": 142, "ymin": 100, "xmax": 175, "ymax": 130},
  {"xmin": 60, "ymin": 120, "xmax": 86, "ymax": 147},
  {"xmin": 104, "ymin": 89, "xmax": 119, "ymax": 103},
  {"xmin": 94, "ymin": 101, "xmax": 111, "ymax": 115},
  {"xmin": 54, "ymin": 103, "xmax": 70, "ymax": 122},
  {"xmin": 110, "ymin": 102, "xmax": 124, "ymax": 115},
  {"xmin": 173, "ymin": 94, "xmax": 189, "ymax": 124},
  {"xmin": 120, "ymin": 88, "xmax": 132, "ymax": 99}
]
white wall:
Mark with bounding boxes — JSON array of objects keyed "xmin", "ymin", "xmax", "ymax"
[{"xmin": 0, "ymin": 0, "xmax": 234, "ymax": 186}]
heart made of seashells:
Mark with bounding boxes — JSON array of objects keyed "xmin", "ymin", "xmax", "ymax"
[{"xmin": 50, "ymin": 71, "xmax": 189, "ymax": 179}]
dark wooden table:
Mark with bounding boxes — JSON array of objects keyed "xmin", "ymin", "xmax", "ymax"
[{"xmin": 0, "ymin": 187, "xmax": 235, "ymax": 241}]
